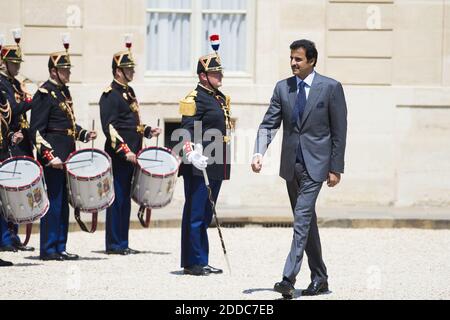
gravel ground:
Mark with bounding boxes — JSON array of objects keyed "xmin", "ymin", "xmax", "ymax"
[{"xmin": 0, "ymin": 227, "xmax": 449, "ymax": 300}]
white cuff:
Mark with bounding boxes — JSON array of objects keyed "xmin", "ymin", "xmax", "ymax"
[{"xmin": 252, "ymin": 153, "xmax": 263, "ymax": 160}]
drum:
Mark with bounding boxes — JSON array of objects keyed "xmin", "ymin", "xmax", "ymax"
[
  {"xmin": 0, "ymin": 156, "xmax": 49, "ymax": 224},
  {"xmin": 65, "ymin": 148, "xmax": 114, "ymax": 213},
  {"xmin": 132, "ymin": 147, "xmax": 180, "ymax": 209}
]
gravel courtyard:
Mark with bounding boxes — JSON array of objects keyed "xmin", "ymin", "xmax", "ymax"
[{"xmin": 1, "ymin": 227, "xmax": 449, "ymax": 300}]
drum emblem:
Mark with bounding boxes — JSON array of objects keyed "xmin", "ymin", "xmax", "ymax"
[
  {"xmin": 103, "ymin": 178, "xmax": 110, "ymax": 194},
  {"xmin": 27, "ymin": 188, "xmax": 43, "ymax": 208},
  {"xmin": 166, "ymin": 179, "xmax": 174, "ymax": 194},
  {"xmin": 97, "ymin": 178, "xmax": 111, "ymax": 198},
  {"xmin": 33, "ymin": 188, "xmax": 42, "ymax": 203}
]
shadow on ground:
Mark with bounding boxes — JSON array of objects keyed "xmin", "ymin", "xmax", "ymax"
[
  {"xmin": 91, "ymin": 250, "xmax": 171, "ymax": 256},
  {"xmin": 24, "ymin": 255, "xmax": 107, "ymax": 261},
  {"xmin": 13, "ymin": 263, "xmax": 43, "ymax": 267}
]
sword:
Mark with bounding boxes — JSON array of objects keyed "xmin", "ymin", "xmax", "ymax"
[{"xmin": 201, "ymin": 168, "xmax": 231, "ymax": 275}]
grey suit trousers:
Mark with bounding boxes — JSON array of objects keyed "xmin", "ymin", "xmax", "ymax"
[{"xmin": 283, "ymin": 162, "xmax": 328, "ymax": 284}]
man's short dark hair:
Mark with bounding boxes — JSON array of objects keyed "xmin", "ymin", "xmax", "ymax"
[{"xmin": 290, "ymin": 39, "xmax": 318, "ymax": 67}]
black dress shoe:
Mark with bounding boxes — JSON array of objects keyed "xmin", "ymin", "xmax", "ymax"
[
  {"xmin": 302, "ymin": 280, "xmax": 329, "ymax": 296},
  {"xmin": 14, "ymin": 244, "xmax": 35, "ymax": 252},
  {"xmin": 274, "ymin": 280, "xmax": 295, "ymax": 299},
  {"xmin": 59, "ymin": 251, "xmax": 79, "ymax": 260},
  {"xmin": 203, "ymin": 265, "xmax": 223, "ymax": 274},
  {"xmin": 106, "ymin": 249, "xmax": 129, "ymax": 255},
  {"xmin": 125, "ymin": 248, "xmax": 140, "ymax": 254},
  {"xmin": 0, "ymin": 259, "xmax": 13, "ymax": 267},
  {"xmin": 184, "ymin": 265, "xmax": 209, "ymax": 276},
  {"xmin": 0, "ymin": 245, "xmax": 18, "ymax": 252},
  {"xmin": 40, "ymin": 253, "xmax": 64, "ymax": 261}
]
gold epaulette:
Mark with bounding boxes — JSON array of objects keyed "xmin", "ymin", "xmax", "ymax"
[
  {"xmin": 104, "ymin": 86, "xmax": 112, "ymax": 94},
  {"xmin": 38, "ymin": 87, "xmax": 48, "ymax": 94},
  {"xmin": 179, "ymin": 89, "xmax": 197, "ymax": 116}
]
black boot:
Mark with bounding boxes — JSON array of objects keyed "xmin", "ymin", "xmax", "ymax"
[{"xmin": 0, "ymin": 259, "xmax": 13, "ymax": 267}]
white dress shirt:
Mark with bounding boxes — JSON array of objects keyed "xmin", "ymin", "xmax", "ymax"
[{"xmin": 296, "ymin": 70, "xmax": 315, "ymax": 100}]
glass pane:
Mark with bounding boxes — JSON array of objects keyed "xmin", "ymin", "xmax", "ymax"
[
  {"xmin": 147, "ymin": 13, "xmax": 191, "ymax": 71},
  {"xmin": 147, "ymin": 0, "xmax": 191, "ymax": 9},
  {"xmin": 202, "ymin": 13, "xmax": 247, "ymax": 72},
  {"xmin": 202, "ymin": 0, "xmax": 246, "ymax": 10}
]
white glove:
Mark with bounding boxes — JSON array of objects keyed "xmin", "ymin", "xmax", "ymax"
[{"xmin": 187, "ymin": 143, "xmax": 208, "ymax": 170}]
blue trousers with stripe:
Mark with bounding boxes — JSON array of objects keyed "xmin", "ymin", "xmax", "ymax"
[
  {"xmin": 40, "ymin": 167, "xmax": 70, "ymax": 255},
  {"xmin": 181, "ymin": 173, "xmax": 222, "ymax": 268},
  {"xmin": 105, "ymin": 159, "xmax": 134, "ymax": 251}
]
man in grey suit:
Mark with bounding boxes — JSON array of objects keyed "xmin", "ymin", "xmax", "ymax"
[{"xmin": 252, "ymin": 39, "xmax": 347, "ymax": 299}]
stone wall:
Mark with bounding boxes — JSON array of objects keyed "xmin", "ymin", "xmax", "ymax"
[{"xmin": 1, "ymin": 0, "xmax": 449, "ymax": 210}]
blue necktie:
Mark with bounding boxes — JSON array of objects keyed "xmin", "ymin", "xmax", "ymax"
[
  {"xmin": 293, "ymin": 81, "xmax": 307, "ymax": 163},
  {"xmin": 292, "ymin": 81, "xmax": 306, "ymax": 127}
]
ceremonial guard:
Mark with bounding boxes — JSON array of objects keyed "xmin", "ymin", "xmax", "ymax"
[
  {"xmin": 179, "ymin": 35, "xmax": 232, "ymax": 276},
  {"xmin": 99, "ymin": 36, "xmax": 161, "ymax": 255},
  {"xmin": 0, "ymin": 87, "xmax": 24, "ymax": 266},
  {"xmin": 29, "ymin": 35, "xmax": 97, "ymax": 261},
  {"xmin": 0, "ymin": 29, "xmax": 35, "ymax": 252}
]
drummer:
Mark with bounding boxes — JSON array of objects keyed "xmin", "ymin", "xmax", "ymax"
[
  {"xmin": 0, "ymin": 29, "xmax": 35, "ymax": 252},
  {"xmin": 99, "ymin": 36, "xmax": 161, "ymax": 255},
  {"xmin": 0, "ymin": 89, "xmax": 23, "ymax": 266},
  {"xmin": 29, "ymin": 37, "xmax": 97, "ymax": 261}
]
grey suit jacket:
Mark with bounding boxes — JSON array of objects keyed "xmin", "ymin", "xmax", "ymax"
[{"xmin": 254, "ymin": 72, "xmax": 347, "ymax": 182}]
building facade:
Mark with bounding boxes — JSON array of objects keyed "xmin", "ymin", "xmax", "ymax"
[{"xmin": 1, "ymin": 0, "xmax": 449, "ymax": 210}]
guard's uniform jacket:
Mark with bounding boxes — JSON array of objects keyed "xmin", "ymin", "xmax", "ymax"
[
  {"xmin": 29, "ymin": 79, "xmax": 89, "ymax": 257},
  {"xmin": 179, "ymin": 84, "xmax": 231, "ymax": 181},
  {"xmin": 29, "ymin": 79, "xmax": 89, "ymax": 165},
  {"xmin": 100, "ymin": 79, "xmax": 153, "ymax": 161},
  {"xmin": 0, "ymin": 90, "xmax": 21, "ymax": 248},
  {"xmin": 100, "ymin": 79, "xmax": 153, "ymax": 252},
  {"xmin": 0, "ymin": 72, "xmax": 34, "ymax": 157},
  {"xmin": 179, "ymin": 82, "xmax": 232, "ymax": 269},
  {"xmin": 0, "ymin": 91, "xmax": 14, "ymax": 161}
]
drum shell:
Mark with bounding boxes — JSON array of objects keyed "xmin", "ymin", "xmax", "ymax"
[
  {"xmin": 131, "ymin": 147, "xmax": 180, "ymax": 209},
  {"xmin": 0, "ymin": 157, "xmax": 49, "ymax": 224},
  {"xmin": 132, "ymin": 169, "xmax": 178, "ymax": 208},
  {"xmin": 66, "ymin": 149, "xmax": 115, "ymax": 213}
]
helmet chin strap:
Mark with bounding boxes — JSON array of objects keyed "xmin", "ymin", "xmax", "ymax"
[
  {"xmin": 119, "ymin": 67, "xmax": 132, "ymax": 84},
  {"xmin": 56, "ymin": 69, "xmax": 65, "ymax": 87},
  {"xmin": 205, "ymin": 73, "xmax": 217, "ymax": 92},
  {"xmin": 5, "ymin": 62, "xmax": 14, "ymax": 79}
]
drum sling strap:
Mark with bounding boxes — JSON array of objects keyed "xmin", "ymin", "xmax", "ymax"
[
  {"xmin": 137, "ymin": 205, "xmax": 152, "ymax": 228},
  {"xmin": 74, "ymin": 208, "xmax": 98, "ymax": 233}
]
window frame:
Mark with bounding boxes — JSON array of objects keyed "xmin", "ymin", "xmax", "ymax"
[{"xmin": 144, "ymin": 0, "xmax": 255, "ymax": 82}]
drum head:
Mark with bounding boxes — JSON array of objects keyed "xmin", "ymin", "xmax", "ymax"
[
  {"xmin": 66, "ymin": 149, "xmax": 110, "ymax": 178},
  {"xmin": 138, "ymin": 148, "xmax": 179, "ymax": 176},
  {"xmin": 0, "ymin": 158, "xmax": 41, "ymax": 188}
]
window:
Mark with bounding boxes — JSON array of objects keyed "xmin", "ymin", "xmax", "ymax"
[
  {"xmin": 146, "ymin": 0, "xmax": 253, "ymax": 76},
  {"xmin": 146, "ymin": 0, "xmax": 191, "ymax": 72}
]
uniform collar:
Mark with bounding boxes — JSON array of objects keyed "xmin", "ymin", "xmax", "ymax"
[
  {"xmin": 198, "ymin": 83, "xmax": 217, "ymax": 95},
  {"xmin": 48, "ymin": 78, "xmax": 66, "ymax": 89},
  {"xmin": 113, "ymin": 78, "xmax": 129, "ymax": 90}
]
